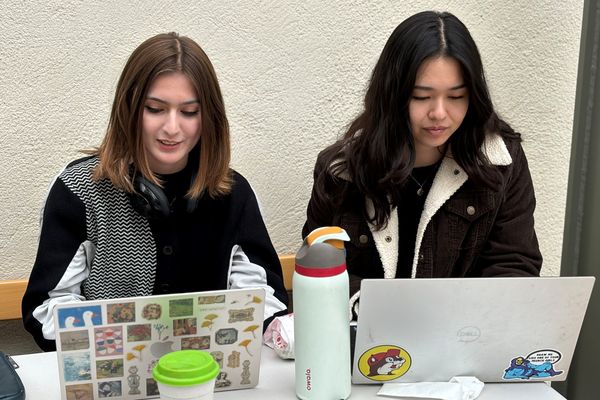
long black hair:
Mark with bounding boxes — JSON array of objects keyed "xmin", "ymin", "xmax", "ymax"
[{"xmin": 313, "ymin": 11, "xmax": 519, "ymax": 230}]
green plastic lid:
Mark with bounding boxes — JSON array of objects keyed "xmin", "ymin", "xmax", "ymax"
[{"xmin": 152, "ymin": 350, "xmax": 220, "ymax": 386}]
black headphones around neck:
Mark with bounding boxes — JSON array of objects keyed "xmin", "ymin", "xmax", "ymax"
[{"xmin": 129, "ymin": 171, "xmax": 199, "ymax": 219}]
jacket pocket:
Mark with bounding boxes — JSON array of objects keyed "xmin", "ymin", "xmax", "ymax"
[{"xmin": 441, "ymin": 190, "xmax": 496, "ymax": 250}]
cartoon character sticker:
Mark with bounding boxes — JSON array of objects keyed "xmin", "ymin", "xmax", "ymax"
[
  {"xmin": 503, "ymin": 349, "xmax": 563, "ymax": 380},
  {"xmin": 357, "ymin": 345, "xmax": 412, "ymax": 381}
]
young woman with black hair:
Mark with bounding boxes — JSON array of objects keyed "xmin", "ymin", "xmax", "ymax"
[{"xmin": 303, "ymin": 11, "xmax": 542, "ymax": 315}]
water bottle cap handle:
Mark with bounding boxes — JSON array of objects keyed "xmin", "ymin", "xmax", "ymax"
[{"xmin": 306, "ymin": 227, "xmax": 350, "ymax": 249}]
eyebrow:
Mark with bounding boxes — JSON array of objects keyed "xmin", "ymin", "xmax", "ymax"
[
  {"xmin": 146, "ymin": 96, "xmax": 200, "ymax": 105},
  {"xmin": 413, "ymin": 84, "xmax": 467, "ymax": 91}
]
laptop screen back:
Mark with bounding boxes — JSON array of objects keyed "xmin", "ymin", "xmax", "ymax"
[
  {"xmin": 53, "ymin": 287, "xmax": 265, "ymax": 399},
  {"xmin": 352, "ymin": 277, "xmax": 594, "ymax": 384}
]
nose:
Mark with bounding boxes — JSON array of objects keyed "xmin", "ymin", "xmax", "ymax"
[
  {"xmin": 163, "ymin": 110, "xmax": 180, "ymax": 135},
  {"xmin": 428, "ymin": 98, "xmax": 447, "ymax": 121}
]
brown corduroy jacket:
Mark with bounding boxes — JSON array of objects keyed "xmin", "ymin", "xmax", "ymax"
[{"xmin": 303, "ymin": 133, "xmax": 542, "ymax": 310}]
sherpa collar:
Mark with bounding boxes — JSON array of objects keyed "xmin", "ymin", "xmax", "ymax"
[{"xmin": 336, "ymin": 133, "xmax": 512, "ymax": 279}]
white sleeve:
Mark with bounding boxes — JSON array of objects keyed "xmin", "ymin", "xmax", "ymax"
[
  {"xmin": 32, "ymin": 240, "xmax": 94, "ymax": 340},
  {"xmin": 227, "ymin": 245, "xmax": 287, "ymax": 320}
]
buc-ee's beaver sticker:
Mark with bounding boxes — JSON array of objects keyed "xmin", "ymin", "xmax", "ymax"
[
  {"xmin": 368, "ymin": 348, "xmax": 405, "ymax": 376},
  {"xmin": 357, "ymin": 345, "xmax": 412, "ymax": 381}
]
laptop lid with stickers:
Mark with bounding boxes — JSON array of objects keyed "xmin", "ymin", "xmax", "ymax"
[
  {"xmin": 352, "ymin": 277, "xmax": 594, "ymax": 384},
  {"xmin": 52, "ymin": 287, "xmax": 265, "ymax": 399}
]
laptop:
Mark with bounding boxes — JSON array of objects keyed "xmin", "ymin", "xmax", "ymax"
[
  {"xmin": 351, "ymin": 277, "xmax": 594, "ymax": 384},
  {"xmin": 52, "ymin": 287, "xmax": 265, "ymax": 399}
]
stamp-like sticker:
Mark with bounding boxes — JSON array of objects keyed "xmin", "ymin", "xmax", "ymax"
[
  {"xmin": 63, "ymin": 353, "xmax": 92, "ymax": 382},
  {"xmin": 503, "ymin": 349, "xmax": 563, "ymax": 380},
  {"xmin": 60, "ymin": 330, "xmax": 90, "ymax": 351},
  {"xmin": 127, "ymin": 324, "xmax": 152, "ymax": 342},
  {"xmin": 58, "ymin": 306, "xmax": 102, "ymax": 329},
  {"xmin": 357, "ymin": 345, "xmax": 412, "ymax": 381},
  {"xmin": 146, "ymin": 378, "xmax": 160, "ymax": 396},
  {"xmin": 94, "ymin": 327, "xmax": 124, "ymax": 356},
  {"xmin": 142, "ymin": 303, "xmax": 162, "ymax": 320},
  {"xmin": 211, "ymin": 351, "xmax": 224, "ymax": 368},
  {"xmin": 198, "ymin": 295, "xmax": 226, "ymax": 305},
  {"xmin": 169, "ymin": 298, "xmax": 194, "ymax": 317},
  {"xmin": 228, "ymin": 308, "xmax": 254, "ymax": 323},
  {"xmin": 215, "ymin": 371, "xmax": 232, "ymax": 388},
  {"xmin": 96, "ymin": 358, "xmax": 124, "ymax": 379},
  {"xmin": 227, "ymin": 350, "xmax": 241, "ymax": 368},
  {"xmin": 107, "ymin": 302, "xmax": 136, "ymax": 323},
  {"xmin": 181, "ymin": 336, "xmax": 211, "ymax": 350},
  {"xmin": 173, "ymin": 318, "xmax": 197, "ymax": 336},
  {"xmin": 65, "ymin": 383, "xmax": 93, "ymax": 399},
  {"xmin": 215, "ymin": 328, "xmax": 238, "ymax": 345},
  {"xmin": 98, "ymin": 380, "xmax": 122, "ymax": 398}
]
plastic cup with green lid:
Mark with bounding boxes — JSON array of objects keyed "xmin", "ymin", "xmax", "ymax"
[{"xmin": 153, "ymin": 349, "xmax": 220, "ymax": 400}]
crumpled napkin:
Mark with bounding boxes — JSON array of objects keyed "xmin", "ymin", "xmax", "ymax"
[
  {"xmin": 377, "ymin": 376, "xmax": 484, "ymax": 400},
  {"xmin": 263, "ymin": 313, "xmax": 295, "ymax": 359}
]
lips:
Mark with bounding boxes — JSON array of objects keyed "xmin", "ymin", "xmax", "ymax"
[
  {"xmin": 424, "ymin": 126, "xmax": 448, "ymax": 136},
  {"xmin": 158, "ymin": 139, "xmax": 180, "ymax": 146},
  {"xmin": 157, "ymin": 139, "xmax": 181, "ymax": 149}
]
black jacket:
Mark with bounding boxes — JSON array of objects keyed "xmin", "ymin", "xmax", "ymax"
[{"xmin": 23, "ymin": 156, "xmax": 288, "ymax": 351}]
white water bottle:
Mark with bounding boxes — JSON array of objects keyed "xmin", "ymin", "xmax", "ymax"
[{"xmin": 294, "ymin": 226, "xmax": 351, "ymax": 400}]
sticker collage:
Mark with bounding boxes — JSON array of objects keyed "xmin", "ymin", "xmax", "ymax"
[{"xmin": 53, "ymin": 288, "xmax": 265, "ymax": 400}]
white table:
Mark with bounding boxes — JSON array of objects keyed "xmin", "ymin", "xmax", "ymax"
[{"xmin": 14, "ymin": 347, "xmax": 566, "ymax": 399}]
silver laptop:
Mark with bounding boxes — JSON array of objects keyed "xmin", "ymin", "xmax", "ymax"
[
  {"xmin": 352, "ymin": 277, "xmax": 594, "ymax": 384},
  {"xmin": 52, "ymin": 287, "xmax": 265, "ymax": 399}
]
